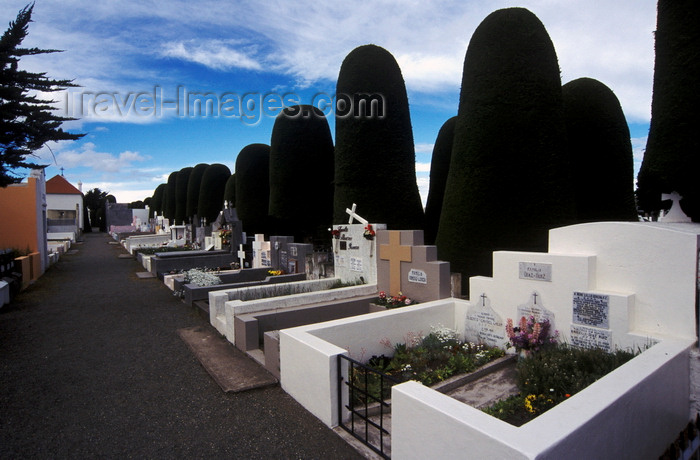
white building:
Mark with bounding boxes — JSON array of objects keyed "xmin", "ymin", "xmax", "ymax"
[{"xmin": 46, "ymin": 174, "xmax": 83, "ymax": 240}]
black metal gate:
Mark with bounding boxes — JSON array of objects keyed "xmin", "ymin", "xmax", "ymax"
[{"xmin": 337, "ymin": 354, "xmax": 400, "ymax": 459}]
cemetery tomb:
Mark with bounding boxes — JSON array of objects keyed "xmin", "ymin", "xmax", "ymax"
[
  {"xmin": 251, "ymin": 234, "xmax": 271, "ymax": 268},
  {"xmin": 280, "ymin": 222, "xmax": 699, "ymax": 459},
  {"xmin": 332, "ymin": 223, "xmax": 386, "ymax": 285}
]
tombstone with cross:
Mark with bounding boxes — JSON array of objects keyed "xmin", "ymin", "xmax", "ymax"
[
  {"xmin": 251, "ymin": 234, "xmax": 271, "ymax": 268},
  {"xmin": 331, "ymin": 204, "xmax": 386, "ymax": 285},
  {"xmin": 376, "ymin": 229, "xmax": 451, "ymax": 302}
]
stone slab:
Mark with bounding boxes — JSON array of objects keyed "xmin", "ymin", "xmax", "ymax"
[
  {"xmin": 135, "ymin": 271, "xmax": 156, "ymax": 279},
  {"xmin": 118, "ymin": 254, "xmax": 134, "ymax": 259},
  {"xmin": 177, "ymin": 325, "xmax": 277, "ymax": 392}
]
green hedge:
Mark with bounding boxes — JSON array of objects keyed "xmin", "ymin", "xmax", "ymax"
[{"xmin": 235, "ymin": 144, "xmax": 270, "ymax": 235}]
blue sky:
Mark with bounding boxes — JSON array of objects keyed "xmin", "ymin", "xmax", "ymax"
[{"xmin": 2, "ymin": 0, "xmax": 656, "ymax": 204}]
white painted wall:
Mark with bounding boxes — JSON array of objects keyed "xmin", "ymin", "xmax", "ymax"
[
  {"xmin": 46, "ymin": 193, "xmax": 83, "ymax": 230},
  {"xmin": 392, "ymin": 337, "xmax": 693, "ymax": 460}
]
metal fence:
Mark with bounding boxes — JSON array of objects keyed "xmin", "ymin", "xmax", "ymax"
[{"xmin": 660, "ymin": 415, "xmax": 700, "ymax": 460}]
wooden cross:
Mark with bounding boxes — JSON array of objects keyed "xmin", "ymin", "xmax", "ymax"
[
  {"xmin": 480, "ymin": 293, "xmax": 487, "ymax": 306},
  {"xmin": 379, "ymin": 231, "xmax": 411, "ymax": 296},
  {"xmin": 346, "ymin": 203, "xmax": 368, "ymax": 225},
  {"xmin": 237, "ymin": 244, "xmax": 246, "ymax": 268},
  {"xmin": 532, "ymin": 292, "xmax": 538, "ymax": 305}
]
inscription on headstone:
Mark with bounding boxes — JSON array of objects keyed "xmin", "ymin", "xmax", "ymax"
[
  {"xmin": 280, "ymin": 250, "xmax": 288, "ymax": 270},
  {"xmin": 516, "ymin": 292, "xmax": 555, "ymax": 325},
  {"xmin": 519, "ymin": 262, "xmax": 552, "ymax": 282},
  {"xmin": 572, "ymin": 292, "xmax": 609, "ymax": 328},
  {"xmin": 570, "ymin": 325, "xmax": 612, "ymax": 352},
  {"xmin": 465, "ymin": 295, "xmax": 507, "ymax": 348},
  {"xmin": 350, "ymin": 257, "xmax": 363, "ymax": 272},
  {"xmin": 408, "ymin": 268, "xmax": 427, "ymax": 284}
]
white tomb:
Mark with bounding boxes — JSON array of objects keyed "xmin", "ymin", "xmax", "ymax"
[
  {"xmin": 280, "ymin": 222, "xmax": 699, "ymax": 459},
  {"xmin": 252, "ymin": 234, "xmax": 271, "ymax": 268}
]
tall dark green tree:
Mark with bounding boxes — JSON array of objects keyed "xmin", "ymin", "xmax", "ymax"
[
  {"xmin": 197, "ymin": 163, "xmax": 231, "ymax": 224},
  {"xmin": 83, "ymin": 187, "xmax": 109, "ymax": 231},
  {"xmin": 424, "ymin": 116, "xmax": 456, "ymax": 245},
  {"xmin": 235, "ymin": 144, "xmax": 270, "ymax": 235},
  {"xmin": 333, "ymin": 44, "xmax": 424, "ymax": 229},
  {"xmin": 436, "ymin": 8, "xmax": 574, "ymax": 294},
  {"xmin": 164, "ymin": 171, "xmax": 177, "ymax": 220},
  {"xmin": 637, "ymin": 0, "xmax": 700, "ymax": 220},
  {"xmin": 269, "ymin": 105, "xmax": 334, "ymax": 240},
  {"xmin": 150, "ymin": 183, "xmax": 165, "ymax": 218},
  {"xmin": 174, "ymin": 166, "xmax": 192, "ymax": 224},
  {"xmin": 186, "ymin": 163, "xmax": 208, "ymax": 222},
  {"xmin": 562, "ymin": 77, "xmax": 637, "ymax": 222},
  {"xmin": 223, "ymin": 173, "xmax": 236, "ymax": 207},
  {"xmin": 1, "ymin": 4, "xmax": 84, "ymax": 186}
]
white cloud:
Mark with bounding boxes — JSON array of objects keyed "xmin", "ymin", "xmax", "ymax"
[
  {"xmin": 162, "ymin": 40, "xmax": 263, "ymax": 71},
  {"xmin": 415, "ymin": 143, "xmax": 435, "ymax": 154},
  {"xmin": 55, "ymin": 143, "xmax": 149, "ymax": 173},
  {"xmin": 415, "ymin": 162, "xmax": 431, "ymax": 173}
]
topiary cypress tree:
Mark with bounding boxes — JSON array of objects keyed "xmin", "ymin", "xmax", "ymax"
[
  {"xmin": 150, "ymin": 183, "xmax": 165, "ymax": 218},
  {"xmin": 223, "ymin": 174, "xmax": 236, "ymax": 207},
  {"xmin": 197, "ymin": 163, "xmax": 231, "ymax": 224},
  {"xmin": 235, "ymin": 144, "xmax": 270, "ymax": 235},
  {"xmin": 186, "ymin": 163, "xmax": 209, "ymax": 223},
  {"xmin": 562, "ymin": 77, "xmax": 638, "ymax": 222},
  {"xmin": 164, "ymin": 172, "xmax": 177, "ymax": 220},
  {"xmin": 269, "ymin": 105, "xmax": 334, "ymax": 240},
  {"xmin": 174, "ymin": 166, "xmax": 192, "ymax": 225},
  {"xmin": 636, "ymin": 0, "xmax": 700, "ymax": 220},
  {"xmin": 424, "ymin": 116, "xmax": 457, "ymax": 245},
  {"xmin": 333, "ymin": 44, "xmax": 424, "ymax": 229},
  {"xmin": 436, "ymin": 8, "xmax": 575, "ymax": 294}
]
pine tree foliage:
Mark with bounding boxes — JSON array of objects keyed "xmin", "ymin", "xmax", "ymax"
[
  {"xmin": 174, "ymin": 166, "xmax": 192, "ymax": 224},
  {"xmin": 637, "ymin": 0, "xmax": 700, "ymax": 220},
  {"xmin": 235, "ymin": 144, "xmax": 270, "ymax": 235},
  {"xmin": 269, "ymin": 105, "xmax": 334, "ymax": 239},
  {"xmin": 333, "ymin": 44, "xmax": 424, "ymax": 229},
  {"xmin": 164, "ymin": 171, "xmax": 177, "ymax": 220},
  {"xmin": 186, "ymin": 163, "xmax": 209, "ymax": 222},
  {"xmin": 223, "ymin": 173, "xmax": 235, "ymax": 207},
  {"xmin": 150, "ymin": 183, "xmax": 165, "ymax": 218},
  {"xmin": 562, "ymin": 77, "xmax": 637, "ymax": 222},
  {"xmin": 1, "ymin": 4, "xmax": 84, "ymax": 186},
  {"xmin": 197, "ymin": 163, "xmax": 231, "ymax": 224},
  {"xmin": 436, "ymin": 8, "xmax": 574, "ymax": 293},
  {"xmin": 424, "ymin": 116, "xmax": 456, "ymax": 245}
]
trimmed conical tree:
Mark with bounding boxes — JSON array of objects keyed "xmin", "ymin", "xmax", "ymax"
[
  {"xmin": 269, "ymin": 105, "xmax": 334, "ymax": 240},
  {"xmin": 223, "ymin": 174, "xmax": 236, "ymax": 207},
  {"xmin": 164, "ymin": 172, "xmax": 177, "ymax": 220},
  {"xmin": 175, "ymin": 166, "xmax": 193, "ymax": 225},
  {"xmin": 150, "ymin": 183, "xmax": 165, "ymax": 218},
  {"xmin": 186, "ymin": 163, "xmax": 209, "ymax": 223},
  {"xmin": 562, "ymin": 77, "xmax": 638, "ymax": 222},
  {"xmin": 197, "ymin": 164, "xmax": 231, "ymax": 224},
  {"xmin": 235, "ymin": 144, "xmax": 270, "ymax": 235},
  {"xmin": 637, "ymin": 0, "xmax": 700, "ymax": 220},
  {"xmin": 333, "ymin": 44, "xmax": 424, "ymax": 229},
  {"xmin": 424, "ymin": 116, "xmax": 457, "ymax": 245},
  {"xmin": 436, "ymin": 8, "xmax": 575, "ymax": 294}
]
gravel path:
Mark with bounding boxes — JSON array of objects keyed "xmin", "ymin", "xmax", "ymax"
[{"xmin": 0, "ymin": 233, "xmax": 362, "ymax": 459}]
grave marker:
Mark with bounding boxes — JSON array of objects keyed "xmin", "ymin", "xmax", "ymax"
[
  {"xmin": 332, "ymin": 221, "xmax": 386, "ymax": 285},
  {"xmin": 346, "ymin": 203, "xmax": 368, "ymax": 225},
  {"xmin": 237, "ymin": 244, "xmax": 246, "ymax": 268},
  {"xmin": 252, "ymin": 234, "xmax": 271, "ymax": 268},
  {"xmin": 465, "ymin": 292, "xmax": 507, "ymax": 348},
  {"xmin": 377, "ymin": 230, "xmax": 451, "ymax": 302}
]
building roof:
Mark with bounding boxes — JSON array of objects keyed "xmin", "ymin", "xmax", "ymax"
[{"xmin": 46, "ymin": 175, "xmax": 82, "ymax": 195}]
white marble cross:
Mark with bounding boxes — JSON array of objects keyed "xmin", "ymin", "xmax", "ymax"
[
  {"xmin": 660, "ymin": 191, "xmax": 692, "ymax": 223},
  {"xmin": 346, "ymin": 203, "xmax": 369, "ymax": 225},
  {"xmin": 237, "ymin": 244, "xmax": 246, "ymax": 268}
]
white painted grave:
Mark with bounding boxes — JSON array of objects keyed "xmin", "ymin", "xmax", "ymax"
[
  {"xmin": 332, "ymin": 210, "xmax": 386, "ymax": 286},
  {"xmin": 280, "ymin": 222, "xmax": 700, "ymax": 459},
  {"xmin": 252, "ymin": 234, "xmax": 271, "ymax": 268}
]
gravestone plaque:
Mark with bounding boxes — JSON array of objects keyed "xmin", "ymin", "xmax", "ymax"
[
  {"xmin": 516, "ymin": 292, "xmax": 555, "ymax": 325},
  {"xmin": 408, "ymin": 268, "xmax": 427, "ymax": 284},
  {"xmin": 349, "ymin": 257, "xmax": 363, "ymax": 272},
  {"xmin": 465, "ymin": 294, "xmax": 507, "ymax": 348},
  {"xmin": 572, "ymin": 292, "xmax": 609, "ymax": 328},
  {"xmin": 570, "ymin": 324, "xmax": 612, "ymax": 352},
  {"xmin": 518, "ymin": 262, "xmax": 552, "ymax": 282}
]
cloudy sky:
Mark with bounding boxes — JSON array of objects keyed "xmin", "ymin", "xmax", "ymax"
[{"xmin": 2, "ymin": 0, "xmax": 657, "ymax": 203}]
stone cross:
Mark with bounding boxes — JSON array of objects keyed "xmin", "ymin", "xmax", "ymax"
[
  {"xmin": 481, "ymin": 293, "xmax": 487, "ymax": 306},
  {"xmin": 532, "ymin": 292, "xmax": 538, "ymax": 305},
  {"xmin": 346, "ymin": 203, "xmax": 369, "ymax": 225},
  {"xmin": 237, "ymin": 244, "xmax": 246, "ymax": 268},
  {"xmin": 379, "ymin": 230, "xmax": 412, "ymax": 296},
  {"xmin": 659, "ymin": 191, "xmax": 692, "ymax": 223}
]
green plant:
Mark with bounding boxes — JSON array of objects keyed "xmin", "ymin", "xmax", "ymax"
[
  {"xmin": 186, "ymin": 163, "xmax": 209, "ymax": 222},
  {"xmin": 235, "ymin": 144, "xmax": 270, "ymax": 235},
  {"xmin": 198, "ymin": 163, "xmax": 231, "ymax": 224},
  {"xmin": 483, "ymin": 344, "xmax": 638, "ymax": 426}
]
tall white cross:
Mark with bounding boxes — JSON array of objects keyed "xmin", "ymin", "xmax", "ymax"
[
  {"xmin": 237, "ymin": 244, "xmax": 246, "ymax": 268},
  {"xmin": 346, "ymin": 203, "xmax": 369, "ymax": 225}
]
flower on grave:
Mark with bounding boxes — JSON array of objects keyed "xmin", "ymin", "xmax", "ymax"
[
  {"xmin": 363, "ymin": 224, "xmax": 376, "ymax": 240},
  {"xmin": 329, "ymin": 228, "xmax": 341, "ymax": 239},
  {"xmin": 267, "ymin": 270, "xmax": 283, "ymax": 276},
  {"xmin": 219, "ymin": 229, "xmax": 232, "ymax": 246},
  {"xmin": 506, "ymin": 316, "xmax": 558, "ymax": 353},
  {"xmin": 375, "ymin": 291, "xmax": 416, "ymax": 308}
]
